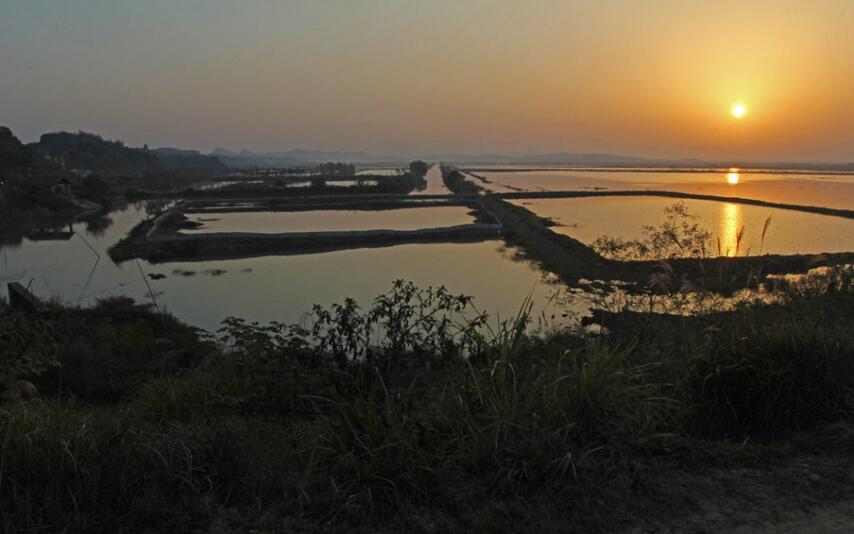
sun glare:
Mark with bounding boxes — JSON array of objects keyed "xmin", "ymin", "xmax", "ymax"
[
  {"xmin": 727, "ymin": 168, "xmax": 740, "ymax": 185},
  {"xmin": 731, "ymin": 103, "xmax": 747, "ymax": 119}
]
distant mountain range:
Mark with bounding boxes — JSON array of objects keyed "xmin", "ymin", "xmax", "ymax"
[
  {"xmin": 211, "ymin": 148, "xmax": 680, "ymax": 167},
  {"xmin": 211, "ymin": 148, "xmax": 382, "ymax": 167},
  {"xmin": 4, "ymin": 126, "xmax": 852, "ymax": 175},
  {"xmin": 422, "ymin": 152, "xmax": 705, "ymax": 166},
  {"xmin": 211, "ymin": 147, "xmax": 854, "ymax": 171}
]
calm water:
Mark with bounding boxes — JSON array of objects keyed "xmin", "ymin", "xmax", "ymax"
[
  {"xmin": 513, "ymin": 197, "xmax": 854, "ymax": 256},
  {"xmin": 356, "ymin": 168, "xmax": 403, "ymax": 176},
  {"xmin": 410, "ymin": 164, "xmax": 450, "ymax": 195},
  {"xmin": 1, "ymin": 205, "xmax": 560, "ymax": 332},
  {"xmin": 469, "ymin": 168, "xmax": 854, "ymax": 210},
  {"xmin": 183, "ymin": 206, "xmax": 476, "ymax": 234},
  {"xmin": 5, "ymin": 166, "xmax": 853, "ymax": 331}
]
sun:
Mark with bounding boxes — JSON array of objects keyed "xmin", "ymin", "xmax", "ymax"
[{"xmin": 731, "ymin": 103, "xmax": 747, "ymax": 119}]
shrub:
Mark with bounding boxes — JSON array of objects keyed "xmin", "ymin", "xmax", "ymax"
[{"xmin": 592, "ymin": 202, "xmax": 713, "ymax": 260}]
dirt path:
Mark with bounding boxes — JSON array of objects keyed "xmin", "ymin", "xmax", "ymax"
[
  {"xmin": 614, "ymin": 450, "xmax": 854, "ymax": 534},
  {"xmin": 737, "ymin": 502, "xmax": 854, "ymax": 533}
]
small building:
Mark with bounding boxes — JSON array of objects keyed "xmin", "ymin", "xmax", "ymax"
[{"xmin": 53, "ymin": 177, "xmax": 72, "ymax": 196}]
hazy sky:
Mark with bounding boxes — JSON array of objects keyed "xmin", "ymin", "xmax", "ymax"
[{"xmin": 2, "ymin": 0, "xmax": 853, "ymax": 161}]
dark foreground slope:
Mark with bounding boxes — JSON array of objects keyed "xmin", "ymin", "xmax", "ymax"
[{"xmin": 1, "ymin": 272, "xmax": 854, "ymax": 533}]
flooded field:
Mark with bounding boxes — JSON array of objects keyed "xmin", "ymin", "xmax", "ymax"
[
  {"xmin": 4, "ymin": 164, "xmax": 854, "ymax": 332},
  {"xmin": 0, "ymin": 205, "xmax": 562, "ymax": 332},
  {"xmin": 356, "ymin": 168, "xmax": 402, "ymax": 176},
  {"xmin": 183, "ymin": 206, "xmax": 476, "ymax": 234},
  {"xmin": 468, "ymin": 167, "xmax": 854, "ymax": 209},
  {"xmin": 410, "ymin": 164, "xmax": 450, "ymax": 195},
  {"xmin": 512, "ymin": 196, "xmax": 854, "ymax": 256}
]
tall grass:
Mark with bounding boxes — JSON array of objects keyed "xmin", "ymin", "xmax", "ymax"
[
  {"xmin": 2, "ymin": 275, "xmax": 854, "ymax": 531},
  {"xmin": 681, "ymin": 325, "xmax": 854, "ymax": 438}
]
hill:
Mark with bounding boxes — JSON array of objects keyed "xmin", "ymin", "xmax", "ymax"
[
  {"xmin": 26, "ymin": 131, "xmax": 227, "ymax": 177},
  {"xmin": 212, "ymin": 147, "xmax": 383, "ymax": 168},
  {"xmin": 0, "ymin": 127, "xmax": 38, "ymax": 178}
]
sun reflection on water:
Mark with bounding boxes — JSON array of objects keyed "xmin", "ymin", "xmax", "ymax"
[
  {"xmin": 726, "ymin": 168, "xmax": 740, "ymax": 185},
  {"xmin": 719, "ymin": 202, "xmax": 744, "ymax": 257}
]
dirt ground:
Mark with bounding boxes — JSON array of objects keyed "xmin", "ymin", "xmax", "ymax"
[{"xmin": 618, "ymin": 447, "xmax": 854, "ymax": 533}]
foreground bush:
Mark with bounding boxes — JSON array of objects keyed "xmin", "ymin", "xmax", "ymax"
[{"xmin": 1, "ymin": 277, "xmax": 854, "ymax": 531}]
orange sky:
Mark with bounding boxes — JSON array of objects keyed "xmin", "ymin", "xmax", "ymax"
[{"xmin": 1, "ymin": 0, "xmax": 853, "ymax": 161}]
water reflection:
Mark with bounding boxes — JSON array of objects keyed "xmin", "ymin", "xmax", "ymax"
[
  {"xmin": 718, "ymin": 203, "xmax": 744, "ymax": 256},
  {"xmin": 183, "ymin": 206, "xmax": 475, "ymax": 234},
  {"xmin": 0, "ymin": 204, "xmax": 561, "ymax": 332},
  {"xmin": 83, "ymin": 214, "xmax": 114, "ymax": 238},
  {"xmin": 726, "ymin": 169, "xmax": 740, "ymax": 185}
]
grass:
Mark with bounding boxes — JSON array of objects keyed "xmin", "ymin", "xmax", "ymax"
[{"xmin": 1, "ymin": 273, "xmax": 854, "ymax": 532}]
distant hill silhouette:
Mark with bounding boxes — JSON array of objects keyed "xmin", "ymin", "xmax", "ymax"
[
  {"xmin": 212, "ymin": 147, "xmax": 379, "ymax": 167},
  {"xmin": 0, "ymin": 127, "xmax": 34, "ymax": 175},
  {"xmin": 0, "ymin": 128, "xmax": 228, "ymax": 179},
  {"xmin": 211, "ymin": 146, "xmax": 854, "ymax": 171},
  {"xmin": 3, "ymin": 126, "xmax": 852, "ymax": 174},
  {"xmin": 29, "ymin": 131, "xmax": 156, "ymax": 175},
  {"xmin": 150, "ymin": 147, "xmax": 228, "ymax": 174}
]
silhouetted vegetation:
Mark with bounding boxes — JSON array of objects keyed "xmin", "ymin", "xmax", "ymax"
[
  {"xmin": 318, "ymin": 161, "xmax": 356, "ymax": 176},
  {"xmin": 0, "ymin": 126, "xmax": 34, "ymax": 177},
  {"xmin": 0, "ymin": 179, "xmax": 80, "ymax": 241},
  {"xmin": 2, "ymin": 271, "xmax": 854, "ymax": 532},
  {"xmin": 408, "ymin": 159, "xmax": 429, "ymax": 178},
  {"xmin": 484, "ymin": 195, "xmax": 854, "ymax": 295},
  {"xmin": 0, "ymin": 126, "xmax": 233, "ymax": 241},
  {"xmin": 30, "ymin": 131, "xmax": 155, "ymax": 175},
  {"xmin": 440, "ymin": 164, "xmax": 482, "ymax": 194},
  {"xmin": 29, "ymin": 131, "xmax": 227, "ymax": 178},
  {"xmin": 127, "ymin": 167, "xmax": 428, "ymax": 199},
  {"xmin": 592, "ymin": 201, "xmax": 714, "ymax": 260}
]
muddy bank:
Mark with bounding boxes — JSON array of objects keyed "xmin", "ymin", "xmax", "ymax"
[
  {"xmin": 110, "ymin": 222, "xmax": 502, "ymax": 263},
  {"xmin": 182, "ymin": 195, "xmax": 478, "ymax": 214}
]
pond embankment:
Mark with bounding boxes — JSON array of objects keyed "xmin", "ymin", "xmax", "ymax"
[
  {"xmin": 110, "ymin": 176, "xmax": 854, "ymax": 293},
  {"xmin": 109, "ymin": 202, "xmax": 503, "ymax": 263},
  {"xmin": 495, "ymin": 190, "xmax": 854, "ymax": 220},
  {"xmin": 116, "ymin": 223, "xmax": 503, "ymax": 263},
  {"xmin": 482, "ymin": 195, "xmax": 854, "ymax": 293},
  {"xmin": 181, "ymin": 194, "xmax": 479, "ymax": 214}
]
